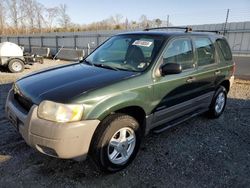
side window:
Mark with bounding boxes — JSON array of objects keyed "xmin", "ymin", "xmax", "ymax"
[
  {"xmin": 194, "ymin": 37, "xmax": 215, "ymax": 66},
  {"xmin": 216, "ymin": 39, "xmax": 232, "ymax": 61},
  {"xmin": 163, "ymin": 38, "xmax": 194, "ymax": 70}
]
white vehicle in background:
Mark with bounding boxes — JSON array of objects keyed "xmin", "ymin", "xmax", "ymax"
[{"xmin": 0, "ymin": 42, "xmax": 26, "ymax": 73}]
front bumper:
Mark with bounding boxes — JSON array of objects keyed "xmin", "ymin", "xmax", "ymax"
[{"xmin": 5, "ymin": 89, "xmax": 100, "ymax": 159}]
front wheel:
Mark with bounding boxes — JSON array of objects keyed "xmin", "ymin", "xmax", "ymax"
[
  {"xmin": 90, "ymin": 114, "xmax": 142, "ymax": 172},
  {"xmin": 207, "ymin": 86, "xmax": 227, "ymax": 118}
]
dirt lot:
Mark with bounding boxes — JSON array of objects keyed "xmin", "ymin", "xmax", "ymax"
[
  {"xmin": 0, "ymin": 60, "xmax": 250, "ymax": 187},
  {"xmin": 0, "ymin": 59, "xmax": 70, "ymax": 84}
]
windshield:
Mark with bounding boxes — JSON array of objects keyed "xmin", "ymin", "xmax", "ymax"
[{"xmin": 85, "ymin": 34, "xmax": 165, "ymax": 72}]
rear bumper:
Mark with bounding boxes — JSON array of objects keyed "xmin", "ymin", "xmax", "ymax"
[{"xmin": 5, "ymin": 89, "xmax": 100, "ymax": 159}]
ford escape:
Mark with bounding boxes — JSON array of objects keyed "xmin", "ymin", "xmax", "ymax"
[{"xmin": 5, "ymin": 27, "xmax": 235, "ymax": 172}]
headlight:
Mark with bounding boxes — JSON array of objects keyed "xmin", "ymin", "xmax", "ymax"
[{"xmin": 38, "ymin": 100, "xmax": 84, "ymax": 123}]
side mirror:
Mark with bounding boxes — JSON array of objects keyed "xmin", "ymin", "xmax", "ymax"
[{"xmin": 160, "ymin": 63, "xmax": 182, "ymax": 76}]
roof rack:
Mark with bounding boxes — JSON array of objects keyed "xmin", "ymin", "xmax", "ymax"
[
  {"xmin": 144, "ymin": 27, "xmax": 192, "ymax": 33},
  {"xmin": 192, "ymin": 30, "xmax": 222, "ymax": 34}
]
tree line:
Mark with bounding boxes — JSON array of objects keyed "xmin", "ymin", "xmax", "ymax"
[{"xmin": 0, "ymin": 0, "xmax": 167, "ymax": 35}]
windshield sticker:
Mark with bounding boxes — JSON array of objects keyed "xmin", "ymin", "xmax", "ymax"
[{"xmin": 132, "ymin": 40, "xmax": 153, "ymax": 47}]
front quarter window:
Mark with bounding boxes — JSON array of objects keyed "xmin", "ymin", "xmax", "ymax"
[{"xmin": 162, "ymin": 38, "xmax": 195, "ymax": 70}]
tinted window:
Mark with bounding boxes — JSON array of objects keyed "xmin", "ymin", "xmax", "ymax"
[
  {"xmin": 163, "ymin": 38, "xmax": 194, "ymax": 70},
  {"xmin": 194, "ymin": 37, "xmax": 215, "ymax": 66},
  {"xmin": 216, "ymin": 39, "xmax": 232, "ymax": 60}
]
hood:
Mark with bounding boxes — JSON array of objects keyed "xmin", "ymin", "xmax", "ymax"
[{"xmin": 16, "ymin": 63, "xmax": 139, "ymax": 104}]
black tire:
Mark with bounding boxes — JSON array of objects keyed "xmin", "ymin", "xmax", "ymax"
[
  {"xmin": 90, "ymin": 113, "xmax": 142, "ymax": 172},
  {"xmin": 8, "ymin": 59, "xmax": 25, "ymax": 73},
  {"xmin": 207, "ymin": 86, "xmax": 227, "ymax": 118}
]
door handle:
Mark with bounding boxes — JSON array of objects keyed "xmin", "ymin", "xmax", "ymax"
[
  {"xmin": 186, "ymin": 77, "xmax": 196, "ymax": 83},
  {"xmin": 215, "ymin": 70, "xmax": 221, "ymax": 75}
]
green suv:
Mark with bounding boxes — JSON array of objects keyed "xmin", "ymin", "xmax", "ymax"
[{"xmin": 5, "ymin": 27, "xmax": 235, "ymax": 172}]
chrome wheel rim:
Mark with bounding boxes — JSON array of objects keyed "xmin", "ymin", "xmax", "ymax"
[
  {"xmin": 107, "ymin": 127, "xmax": 136, "ymax": 165},
  {"xmin": 12, "ymin": 61, "xmax": 22, "ymax": 72},
  {"xmin": 215, "ymin": 92, "xmax": 225, "ymax": 114}
]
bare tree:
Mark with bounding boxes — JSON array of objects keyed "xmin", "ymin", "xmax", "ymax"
[
  {"xmin": 0, "ymin": 1, "xmax": 5, "ymax": 34},
  {"xmin": 34, "ymin": 2, "xmax": 45, "ymax": 32},
  {"xmin": 5, "ymin": 0, "xmax": 20, "ymax": 29},
  {"xmin": 45, "ymin": 7, "xmax": 59, "ymax": 31},
  {"xmin": 19, "ymin": 0, "xmax": 35, "ymax": 31},
  {"xmin": 58, "ymin": 4, "xmax": 71, "ymax": 29},
  {"xmin": 155, "ymin": 18, "xmax": 162, "ymax": 27},
  {"xmin": 139, "ymin": 15, "xmax": 148, "ymax": 28},
  {"xmin": 112, "ymin": 14, "xmax": 123, "ymax": 25}
]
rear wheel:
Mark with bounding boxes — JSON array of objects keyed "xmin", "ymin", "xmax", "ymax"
[
  {"xmin": 8, "ymin": 59, "xmax": 25, "ymax": 73},
  {"xmin": 207, "ymin": 86, "xmax": 227, "ymax": 118},
  {"xmin": 90, "ymin": 113, "xmax": 141, "ymax": 172}
]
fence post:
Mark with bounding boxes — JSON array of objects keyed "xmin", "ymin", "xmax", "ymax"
[
  {"xmin": 7, "ymin": 36, "xmax": 9, "ymax": 42},
  {"xmin": 41, "ymin": 36, "xmax": 43, "ymax": 47},
  {"xmin": 97, "ymin": 34, "xmax": 100, "ymax": 46},
  {"xmin": 74, "ymin": 35, "xmax": 77, "ymax": 48},
  {"xmin": 238, "ymin": 22, "xmax": 246, "ymax": 54},
  {"xmin": 28, "ymin": 36, "xmax": 31, "ymax": 53},
  {"xmin": 17, "ymin": 36, "xmax": 20, "ymax": 46},
  {"xmin": 55, "ymin": 36, "xmax": 59, "ymax": 52},
  {"xmin": 0, "ymin": 36, "xmax": 1, "ymax": 43}
]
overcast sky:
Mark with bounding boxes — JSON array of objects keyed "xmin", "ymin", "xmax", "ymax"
[{"xmin": 38, "ymin": 0, "xmax": 250, "ymax": 25}]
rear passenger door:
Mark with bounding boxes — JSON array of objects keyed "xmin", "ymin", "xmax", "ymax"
[{"xmin": 192, "ymin": 36, "xmax": 218, "ymax": 101}]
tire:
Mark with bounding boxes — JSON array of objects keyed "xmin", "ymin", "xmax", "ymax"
[
  {"xmin": 8, "ymin": 59, "xmax": 25, "ymax": 73},
  {"xmin": 90, "ymin": 113, "xmax": 142, "ymax": 172},
  {"xmin": 207, "ymin": 86, "xmax": 227, "ymax": 118}
]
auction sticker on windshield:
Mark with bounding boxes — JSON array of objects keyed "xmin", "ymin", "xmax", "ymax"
[{"xmin": 132, "ymin": 40, "xmax": 153, "ymax": 47}]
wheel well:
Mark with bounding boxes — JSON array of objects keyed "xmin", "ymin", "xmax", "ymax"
[
  {"xmin": 220, "ymin": 80, "xmax": 230, "ymax": 93},
  {"xmin": 115, "ymin": 106, "xmax": 146, "ymax": 134},
  {"xmin": 8, "ymin": 58, "xmax": 25, "ymax": 64}
]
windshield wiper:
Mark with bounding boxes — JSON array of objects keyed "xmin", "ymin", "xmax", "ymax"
[
  {"xmin": 81, "ymin": 59, "xmax": 93, "ymax": 66},
  {"xmin": 115, "ymin": 67, "xmax": 139, "ymax": 72},
  {"xmin": 93, "ymin": 63, "xmax": 119, "ymax": 71}
]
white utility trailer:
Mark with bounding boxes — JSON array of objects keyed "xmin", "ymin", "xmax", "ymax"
[
  {"xmin": 0, "ymin": 42, "xmax": 43, "ymax": 73},
  {"xmin": 0, "ymin": 42, "xmax": 26, "ymax": 73}
]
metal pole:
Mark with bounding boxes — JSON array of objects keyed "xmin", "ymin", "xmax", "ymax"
[
  {"xmin": 17, "ymin": 36, "xmax": 20, "ymax": 46},
  {"xmin": 28, "ymin": 36, "xmax": 31, "ymax": 53},
  {"xmin": 74, "ymin": 35, "xmax": 77, "ymax": 49},
  {"xmin": 167, "ymin": 15, "xmax": 169, "ymax": 27},
  {"xmin": 223, "ymin": 9, "xmax": 230, "ymax": 35},
  {"xmin": 97, "ymin": 34, "xmax": 100, "ymax": 46},
  {"xmin": 41, "ymin": 36, "xmax": 43, "ymax": 47},
  {"xmin": 55, "ymin": 36, "xmax": 59, "ymax": 52}
]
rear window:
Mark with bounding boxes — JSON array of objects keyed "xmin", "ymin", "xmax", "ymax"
[
  {"xmin": 216, "ymin": 39, "xmax": 232, "ymax": 61},
  {"xmin": 194, "ymin": 37, "xmax": 215, "ymax": 66}
]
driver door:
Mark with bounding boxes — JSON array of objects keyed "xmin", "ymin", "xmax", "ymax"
[{"xmin": 152, "ymin": 37, "xmax": 200, "ymax": 127}]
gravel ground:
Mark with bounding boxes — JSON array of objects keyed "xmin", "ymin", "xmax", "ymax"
[
  {"xmin": 0, "ymin": 61, "xmax": 250, "ymax": 187},
  {"xmin": 0, "ymin": 59, "xmax": 71, "ymax": 84}
]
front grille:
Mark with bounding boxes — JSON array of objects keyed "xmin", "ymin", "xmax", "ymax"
[{"xmin": 14, "ymin": 93, "xmax": 33, "ymax": 112}]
